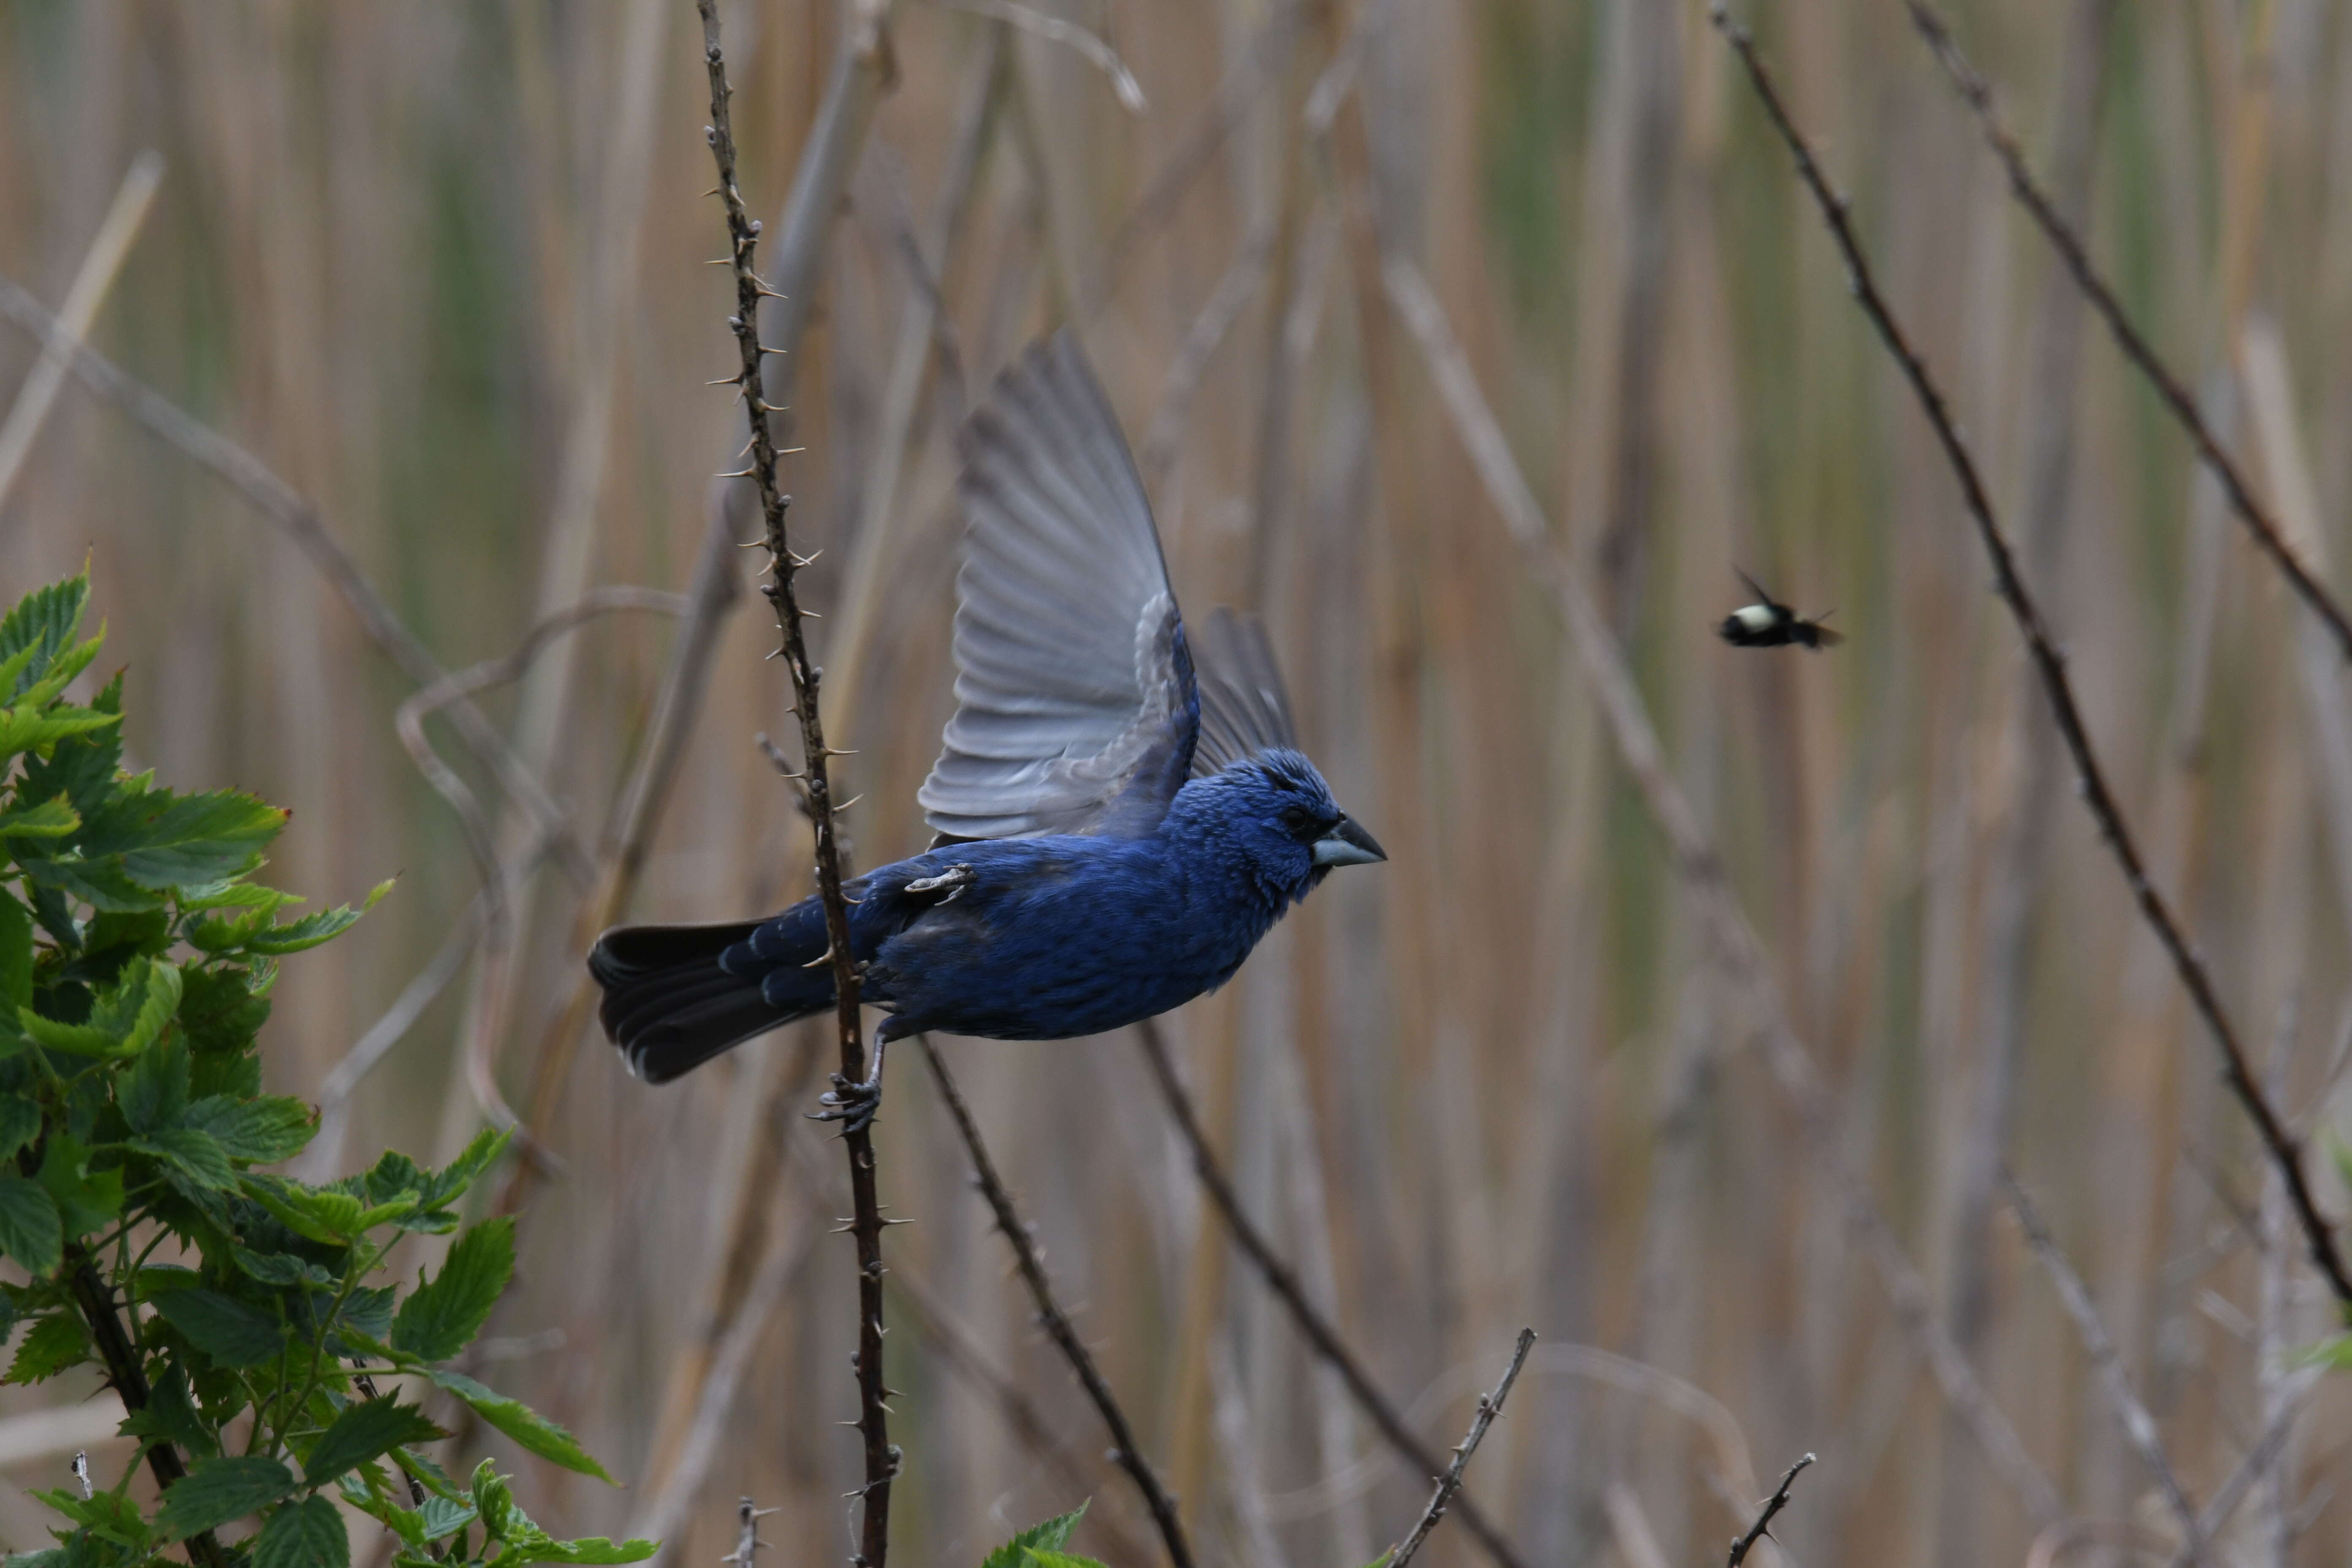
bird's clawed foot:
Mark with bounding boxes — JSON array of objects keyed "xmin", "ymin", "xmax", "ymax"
[{"xmin": 812, "ymin": 1070, "xmax": 883, "ymax": 1133}]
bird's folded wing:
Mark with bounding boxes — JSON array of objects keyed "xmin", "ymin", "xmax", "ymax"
[
  {"xmin": 1190, "ymin": 606, "xmax": 1300, "ymax": 775},
  {"xmin": 919, "ymin": 332, "xmax": 1200, "ymax": 840}
]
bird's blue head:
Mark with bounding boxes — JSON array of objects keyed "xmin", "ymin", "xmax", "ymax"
[{"xmin": 1172, "ymin": 746, "xmax": 1387, "ymax": 907}]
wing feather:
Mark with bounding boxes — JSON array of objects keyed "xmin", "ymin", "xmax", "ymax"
[
  {"xmin": 1190, "ymin": 607, "xmax": 1300, "ymax": 775},
  {"xmin": 918, "ymin": 332, "xmax": 1200, "ymax": 839}
]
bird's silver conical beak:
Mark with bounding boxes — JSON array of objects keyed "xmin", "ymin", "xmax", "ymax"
[{"xmin": 1312, "ymin": 816, "xmax": 1387, "ymax": 868}]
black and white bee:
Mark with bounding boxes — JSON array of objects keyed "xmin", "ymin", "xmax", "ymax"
[{"xmin": 1718, "ymin": 570, "xmax": 1843, "ymax": 650}]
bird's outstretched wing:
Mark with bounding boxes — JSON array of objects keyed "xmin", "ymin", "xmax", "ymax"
[
  {"xmin": 919, "ymin": 332, "xmax": 1200, "ymax": 840},
  {"xmin": 1190, "ymin": 607, "xmax": 1299, "ymax": 775}
]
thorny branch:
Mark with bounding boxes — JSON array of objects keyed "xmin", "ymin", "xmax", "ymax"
[
  {"xmin": 1903, "ymin": 0, "xmax": 2352, "ymax": 669},
  {"xmin": 917, "ymin": 1038, "xmax": 1195, "ymax": 1568},
  {"xmin": 695, "ymin": 8, "xmax": 895, "ymax": 1566},
  {"xmin": 1709, "ymin": 0, "xmax": 2352, "ymax": 1313},
  {"xmin": 1726, "ymin": 1454, "xmax": 1814, "ymax": 1568},
  {"xmin": 1384, "ymin": 1329, "xmax": 1536, "ymax": 1568},
  {"xmin": 1133, "ymin": 1020, "xmax": 1535, "ymax": 1568}
]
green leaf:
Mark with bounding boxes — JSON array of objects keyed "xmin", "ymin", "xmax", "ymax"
[
  {"xmin": 245, "ymin": 1175, "xmax": 369, "ymax": 1244},
  {"xmin": 0, "ymin": 796, "xmax": 78, "ymax": 839},
  {"xmin": 304, "ymin": 1397, "xmax": 445, "ymax": 1484},
  {"xmin": 428, "ymin": 1372, "xmax": 615, "ymax": 1483},
  {"xmin": 249, "ymin": 1494, "xmax": 349, "ymax": 1568},
  {"xmin": 151, "ymin": 1289, "xmax": 286, "ymax": 1368},
  {"xmin": 35, "ymin": 1135, "xmax": 123, "ymax": 1234},
  {"xmin": 0, "ymin": 1095, "xmax": 38, "ymax": 1162},
  {"xmin": 240, "ymin": 881, "xmax": 393, "ymax": 956},
  {"xmin": 1021, "ymin": 1553, "xmax": 1109, "ymax": 1568},
  {"xmin": 19, "ymin": 851, "xmax": 161, "ymax": 914},
  {"xmin": 0, "ymin": 886, "xmax": 30, "ymax": 1013},
  {"xmin": 2297, "ymin": 1331, "xmax": 2352, "ymax": 1369},
  {"xmin": 118, "ymin": 1362, "xmax": 217, "ymax": 1458},
  {"xmin": 22, "ymin": 956, "xmax": 180, "ymax": 1055},
  {"xmin": 79, "ymin": 788, "xmax": 287, "ymax": 890},
  {"xmin": 152, "ymin": 1454, "xmax": 297, "ymax": 1541},
  {"xmin": 0, "ymin": 705, "xmax": 122, "ymax": 760},
  {"xmin": 17, "ymin": 671, "xmax": 123, "ymax": 821},
  {"xmin": 125, "ymin": 1037, "xmax": 191, "ymax": 1132},
  {"xmin": 0, "ymin": 574, "xmax": 90, "ymax": 700},
  {"xmin": 180, "ymin": 964, "xmax": 271, "ymax": 1054},
  {"xmin": 392, "ymin": 1218, "xmax": 514, "ymax": 1362},
  {"xmin": 0, "ymin": 1179, "xmax": 62, "ymax": 1277},
  {"xmin": 185, "ymin": 1095, "xmax": 316, "ymax": 1164},
  {"xmin": 416, "ymin": 1496, "xmax": 476, "ymax": 1542},
  {"xmin": 133, "ymin": 1128, "xmax": 235, "ymax": 1192},
  {"xmin": 3, "ymin": 1312, "xmax": 89, "ymax": 1384},
  {"xmin": 30, "ymin": 1484, "xmax": 152, "ymax": 1548},
  {"xmin": 232, "ymin": 1246, "xmax": 335, "ymax": 1289},
  {"xmin": 16, "ymin": 635, "xmax": 104, "ymax": 713},
  {"xmin": 508, "ymin": 1536, "xmax": 660, "ymax": 1565},
  {"xmin": 982, "ymin": 1503, "xmax": 1090, "ymax": 1568}
]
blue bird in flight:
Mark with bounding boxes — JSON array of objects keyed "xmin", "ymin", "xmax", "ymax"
[{"xmin": 588, "ymin": 332, "xmax": 1386, "ymax": 1124}]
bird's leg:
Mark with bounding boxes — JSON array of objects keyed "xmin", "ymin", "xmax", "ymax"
[{"xmin": 814, "ymin": 1024, "xmax": 893, "ymax": 1133}]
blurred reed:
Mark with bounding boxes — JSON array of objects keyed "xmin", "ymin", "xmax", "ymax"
[{"xmin": 2, "ymin": 2, "xmax": 2350, "ymax": 1567}]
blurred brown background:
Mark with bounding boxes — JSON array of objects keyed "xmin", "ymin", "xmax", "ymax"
[{"xmin": 2, "ymin": 0, "xmax": 2350, "ymax": 1565}]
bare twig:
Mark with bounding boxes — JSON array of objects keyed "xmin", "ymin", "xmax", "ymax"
[
  {"xmin": 697, "ymin": 7, "xmax": 896, "ymax": 1565},
  {"xmin": 0, "ymin": 270, "xmax": 594, "ymax": 887},
  {"xmin": 1134, "ymin": 1020, "xmax": 1535, "ymax": 1568},
  {"xmin": 916, "ymin": 1038, "xmax": 1193, "ymax": 1568},
  {"xmin": 1902, "ymin": 0, "xmax": 2352, "ymax": 668},
  {"xmin": 1726, "ymin": 1455, "xmax": 1814, "ymax": 1568},
  {"xmin": 2002, "ymin": 1173, "xmax": 2204, "ymax": 1560},
  {"xmin": 1378, "ymin": 252, "xmax": 2063, "ymax": 1526},
  {"xmin": 0, "ymin": 151, "xmax": 162, "ymax": 512},
  {"xmin": 1384, "ymin": 1329, "xmax": 1535, "ymax": 1568},
  {"xmin": 722, "ymin": 1500, "xmax": 775, "ymax": 1568},
  {"xmin": 930, "ymin": 0, "xmax": 1141, "ymax": 112},
  {"xmin": 1710, "ymin": 0, "xmax": 2352, "ymax": 1312}
]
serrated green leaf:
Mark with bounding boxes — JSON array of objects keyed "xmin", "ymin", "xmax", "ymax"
[
  {"xmin": 304, "ymin": 1397, "xmax": 444, "ymax": 1484},
  {"xmin": 22, "ymin": 956, "xmax": 180, "ymax": 1056},
  {"xmin": 392, "ymin": 1218, "xmax": 514, "ymax": 1362},
  {"xmin": 125, "ymin": 1037, "xmax": 191, "ymax": 1132},
  {"xmin": 981, "ymin": 1503, "xmax": 1090, "ymax": 1568},
  {"xmin": 35, "ymin": 1135, "xmax": 122, "ymax": 1234},
  {"xmin": 3, "ymin": 1312, "xmax": 89, "ymax": 1384},
  {"xmin": 134, "ymin": 1127, "xmax": 235, "ymax": 1192},
  {"xmin": 0, "ymin": 796, "xmax": 78, "ymax": 838},
  {"xmin": 30, "ymin": 1484, "xmax": 151, "ymax": 1548},
  {"xmin": 471, "ymin": 1459, "xmax": 521, "ymax": 1540},
  {"xmin": 19, "ymin": 851, "xmax": 161, "ymax": 914},
  {"xmin": 0, "ymin": 1096, "xmax": 37, "ymax": 1162},
  {"xmin": 79, "ymin": 788, "xmax": 287, "ymax": 890},
  {"xmin": 0, "ymin": 1179, "xmax": 62, "ymax": 1277},
  {"xmin": 416, "ymin": 1496, "xmax": 476, "ymax": 1542},
  {"xmin": 245, "ymin": 1175, "xmax": 370, "ymax": 1244},
  {"xmin": 428, "ymin": 1126, "xmax": 512, "ymax": 1207},
  {"xmin": 151, "ymin": 1289, "xmax": 286, "ymax": 1368},
  {"xmin": 15, "ymin": 635, "xmax": 104, "ymax": 712},
  {"xmin": 241, "ymin": 880, "xmax": 393, "ymax": 956},
  {"xmin": 0, "ymin": 575, "xmax": 90, "ymax": 700},
  {"xmin": 0, "ymin": 705, "xmax": 122, "ymax": 760},
  {"xmin": 152, "ymin": 1454, "xmax": 297, "ymax": 1541},
  {"xmin": 178, "ymin": 880, "xmax": 289, "ymax": 914},
  {"xmin": 430, "ymin": 1372, "xmax": 615, "ymax": 1483},
  {"xmin": 249, "ymin": 1494, "xmax": 348, "ymax": 1568},
  {"xmin": 231, "ymin": 1246, "xmax": 335, "ymax": 1289},
  {"xmin": 180, "ymin": 964, "xmax": 271, "ymax": 1054},
  {"xmin": 184, "ymin": 1095, "xmax": 316, "ymax": 1164},
  {"xmin": 1021, "ymin": 1553, "xmax": 1109, "ymax": 1568},
  {"xmin": 117, "ymin": 1361, "xmax": 217, "ymax": 1458}
]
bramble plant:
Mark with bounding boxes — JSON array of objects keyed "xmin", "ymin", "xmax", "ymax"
[{"xmin": 0, "ymin": 572, "xmax": 651, "ymax": 1568}]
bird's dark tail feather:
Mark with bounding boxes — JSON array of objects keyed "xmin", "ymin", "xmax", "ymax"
[{"xmin": 588, "ymin": 919, "xmax": 825, "ymax": 1084}]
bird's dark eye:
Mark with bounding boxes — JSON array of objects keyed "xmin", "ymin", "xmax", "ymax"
[{"xmin": 1279, "ymin": 805, "xmax": 1312, "ymax": 835}]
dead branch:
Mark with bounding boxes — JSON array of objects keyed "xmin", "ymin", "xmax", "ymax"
[{"xmin": 1383, "ymin": 1329, "xmax": 1535, "ymax": 1568}]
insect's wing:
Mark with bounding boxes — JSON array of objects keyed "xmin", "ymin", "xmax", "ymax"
[
  {"xmin": 1190, "ymin": 607, "xmax": 1299, "ymax": 776},
  {"xmin": 1734, "ymin": 567, "xmax": 1782, "ymax": 611},
  {"xmin": 918, "ymin": 332, "xmax": 1199, "ymax": 841}
]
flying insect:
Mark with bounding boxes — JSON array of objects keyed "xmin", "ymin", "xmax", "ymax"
[{"xmin": 1718, "ymin": 570, "xmax": 1842, "ymax": 650}]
